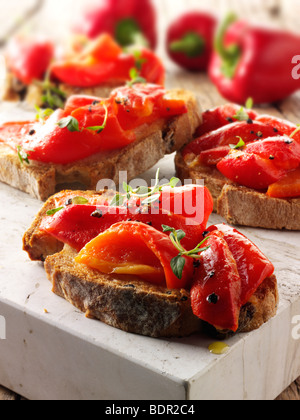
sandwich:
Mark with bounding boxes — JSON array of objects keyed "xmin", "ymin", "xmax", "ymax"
[
  {"xmin": 176, "ymin": 103, "xmax": 300, "ymax": 230},
  {"xmin": 3, "ymin": 33, "xmax": 165, "ymax": 109},
  {"xmin": 23, "ymin": 181, "xmax": 278, "ymax": 338},
  {"xmin": 0, "ymin": 82, "xmax": 201, "ymax": 201}
]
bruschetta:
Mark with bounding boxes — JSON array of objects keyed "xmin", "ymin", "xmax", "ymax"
[
  {"xmin": 0, "ymin": 83, "xmax": 201, "ymax": 200},
  {"xmin": 176, "ymin": 104, "xmax": 300, "ymax": 230},
  {"xmin": 23, "ymin": 183, "xmax": 278, "ymax": 338},
  {"xmin": 3, "ymin": 33, "xmax": 165, "ymax": 109}
]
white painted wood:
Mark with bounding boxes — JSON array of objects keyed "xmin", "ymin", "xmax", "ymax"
[{"xmin": 0, "ymin": 0, "xmax": 299, "ymax": 401}]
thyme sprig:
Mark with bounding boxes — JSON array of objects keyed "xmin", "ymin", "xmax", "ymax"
[
  {"xmin": 57, "ymin": 103, "xmax": 108, "ymax": 133},
  {"xmin": 126, "ymin": 67, "xmax": 147, "ymax": 88},
  {"xmin": 110, "ymin": 169, "xmax": 180, "ymax": 207},
  {"xmin": 162, "ymin": 225, "xmax": 211, "ymax": 280},
  {"xmin": 17, "ymin": 146, "xmax": 31, "ymax": 165}
]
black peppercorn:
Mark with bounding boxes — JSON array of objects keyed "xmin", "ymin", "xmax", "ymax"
[{"xmin": 207, "ymin": 293, "xmax": 219, "ymax": 304}]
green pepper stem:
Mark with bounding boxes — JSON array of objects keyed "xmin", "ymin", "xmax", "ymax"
[
  {"xmin": 170, "ymin": 32, "xmax": 205, "ymax": 58},
  {"xmin": 115, "ymin": 18, "xmax": 149, "ymax": 48},
  {"xmin": 214, "ymin": 13, "xmax": 241, "ymax": 78}
]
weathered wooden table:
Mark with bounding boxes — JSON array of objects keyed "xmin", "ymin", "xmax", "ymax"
[{"xmin": 0, "ymin": 0, "xmax": 299, "ymax": 400}]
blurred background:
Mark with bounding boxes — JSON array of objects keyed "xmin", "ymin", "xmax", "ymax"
[
  {"xmin": 1, "ymin": 0, "xmax": 300, "ymax": 111},
  {"xmin": 1, "ymin": 0, "xmax": 299, "ymax": 69}
]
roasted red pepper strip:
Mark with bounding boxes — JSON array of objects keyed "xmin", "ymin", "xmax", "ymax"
[
  {"xmin": 256, "ymin": 115, "xmax": 300, "ymax": 143},
  {"xmin": 167, "ymin": 12, "xmax": 217, "ymax": 71},
  {"xmin": 209, "ymin": 14, "xmax": 300, "ymax": 104},
  {"xmin": 40, "ymin": 204, "xmax": 206, "ymax": 253},
  {"xmin": 40, "ymin": 185, "xmax": 213, "ymax": 250},
  {"xmin": 75, "ymin": 222, "xmax": 194, "ymax": 290},
  {"xmin": 0, "ymin": 84, "xmax": 187, "ymax": 165},
  {"xmin": 191, "ymin": 225, "xmax": 274, "ymax": 332},
  {"xmin": 73, "ymin": 0, "xmax": 157, "ymax": 49},
  {"xmin": 183, "ymin": 121, "xmax": 278, "ymax": 158},
  {"xmin": 197, "ymin": 146, "xmax": 231, "ymax": 167},
  {"xmin": 267, "ymin": 167, "xmax": 300, "ymax": 199},
  {"xmin": 51, "ymin": 34, "xmax": 165, "ymax": 87},
  {"xmin": 191, "ymin": 230, "xmax": 242, "ymax": 332},
  {"xmin": 245, "ymin": 137, "xmax": 300, "ymax": 171},
  {"xmin": 158, "ymin": 185, "xmax": 214, "ymax": 226},
  {"xmin": 217, "ymin": 149, "xmax": 287, "ymax": 190},
  {"xmin": 196, "ymin": 104, "xmax": 258, "ymax": 137},
  {"xmin": 214, "ymin": 224, "xmax": 274, "ymax": 306},
  {"xmin": 6, "ymin": 36, "xmax": 54, "ymax": 85}
]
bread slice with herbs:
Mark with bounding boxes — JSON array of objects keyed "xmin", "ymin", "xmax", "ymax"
[
  {"xmin": 175, "ymin": 151, "xmax": 300, "ymax": 230},
  {"xmin": 0, "ymin": 89, "xmax": 201, "ymax": 201},
  {"xmin": 23, "ymin": 189, "xmax": 279, "ymax": 338},
  {"xmin": 2, "ymin": 71, "xmax": 125, "ymax": 108},
  {"xmin": 44, "ymin": 245, "xmax": 278, "ymax": 338}
]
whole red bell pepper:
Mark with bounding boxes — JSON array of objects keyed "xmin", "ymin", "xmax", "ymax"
[
  {"xmin": 166, "ymin": 12, "xmax": 217, "ymax": 71},
  {"xmin": 6, "ymin": 36, "xmax": 54, "ymax": 85},
  {"xmin": 74, "ymin": 0, "xmax": 157, "ymax": 50},
  {"xmin": 209, "ymin": 14, "xmax": 300, "ymax": 104}
]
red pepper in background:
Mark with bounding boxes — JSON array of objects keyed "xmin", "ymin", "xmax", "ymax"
[
  {"xmin": 167, "ymin": 12, "xmax": 217, "ymax": 71},
  {"xmin": 73, "ymin": 0, "xmax": 157, "ymax": 50},
  {"xmin": 209, "ymin": 14, "xmax": 300, "ymax": 104},
  {"xmin": 6, "ymin": 36, "xmax": 54, "ymax": 85}
]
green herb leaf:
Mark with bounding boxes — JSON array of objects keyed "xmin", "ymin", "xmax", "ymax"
[
  {"xmin": 163, "ymin": 224, "xmax": 211, "ymax": 280},
  {"xmin": 170, "ymin": 255, "xmax": 186, "ymax": 280},
  {"xmin": 230, "ymin": 136, "xmax": 246, "ymax": 150},
  {"xmin": 127, "ymin": 67, "xmax": 147, "ymax": 88},
  {"xmin": 141, "ymin": 193, "xmax": 161, "ymax": 205},
  {"xmin": 46, "ymin": 207, "xmax": 64, "ymax": 216},
  {"xmin": 162, "ymin": 225, "xmax": 174, "ymax": 233},
  {"xmin": 110, "ymin": 194, "xmax": 126, "ymax": 207},
  {"xmin": 169, "ymin": 177, "xmax": 180, "ymax": 188},
  {"xmin": 57, "ymin": 116, "xmax": 81, "ymax": 132},
  {"xmin": 36, "ymin": 69, "xmax": 66, "ymax": 110},
  {"xmin": 86, "ymin": 104, "xmax": 109, "ymax": 133},
  {"xmin": 71, "ymin": 196, "xmax": 89, "ymax": 205},
  {"xmin": 17, "ymin": 146, "xmax": 31, "ymax": 165},
  {"xmin": 245, "ymin": 97, "xmax": 254, "ymax": 110},
  {"xmin": 290, "ymin": 124, "xmax": 300, "ymax": 139},
  {"xmin": 233, "ymin": 107, "xmax": 251, "ymax": 122},
  {"xmin": 35, "ymin": 106, "xmax": 54, "ymax": 122}
]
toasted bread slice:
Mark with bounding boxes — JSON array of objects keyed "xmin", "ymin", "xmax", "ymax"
[
  {"xmin": 0, "ymin": 89, "xmax": 201, "ymax": 201},
  {"xmin": 23, "ymin": 190, "xmax": 112, "ymax": 262},
  {"xmin": 175, "ymin": 150, "xmax": 300, "ymax": 230},
  {"xmin": 44, "ymin": 245, "xmax": 278, "ymax": 338},
  {"xmin": 2, "ymin": 72, "xmax": 125, "ymax": 107},
  {"xmin": 23, "ymin": 190, "xmax": 279, "ymax": 338}
]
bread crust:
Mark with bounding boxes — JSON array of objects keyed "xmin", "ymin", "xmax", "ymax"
[
  {"xmin": 0, "ymin": 89, "xmax": 201, "ymax": 201},
  {"xmin": 175, "ymin": 150, "xmax": 300, "ymax": 230},
  {"xmin": 44, "ymin": 245, "xmax": 278, "ymax": 338},
  {"xmin": 2, "ymin": 72, "xmax": 127, "ymax": 106},
  {"xmin": 23, "ymin": 190, "xmax": 279, "ymax": 338}
]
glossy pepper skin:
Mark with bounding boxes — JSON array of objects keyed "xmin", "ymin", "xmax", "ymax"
[
  {"xmin": 6, "ymin": 36, "xmax": 54, "ymax": 85},
  {"xmin": 209, "ymin": 14, "xmax": 300, "ymax": 104},
  {"xmin": 167, "ymin": 12, "xmax": 217, "ymax": 71},
  {"xmin": 73, "ymin": 0, "xmax": 157, "ymax": 49}
]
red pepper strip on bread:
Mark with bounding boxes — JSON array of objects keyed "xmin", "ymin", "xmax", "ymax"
[
  {"xmin": 75, "ymin": 221, "xmax": 194, "ymax": 290},
  {"xmin": 191, "ymin": 225, "xmax": 274, "ymax": 332},
  {"xmin": 40, "ymin": 185, "xmax": 214, "ymax": 252}
]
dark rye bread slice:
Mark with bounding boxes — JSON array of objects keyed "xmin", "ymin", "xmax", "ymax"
[
  {"xmin": 0, "ymin": 89, "xmax": 201, "ymax": 201},
  {"xmin": 175, "ymin": 150, "xmax": 300, "ymax": 230},
  {"xmin": 44, "ymin": 245, "xmax": 279, "ymax": 338}
]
